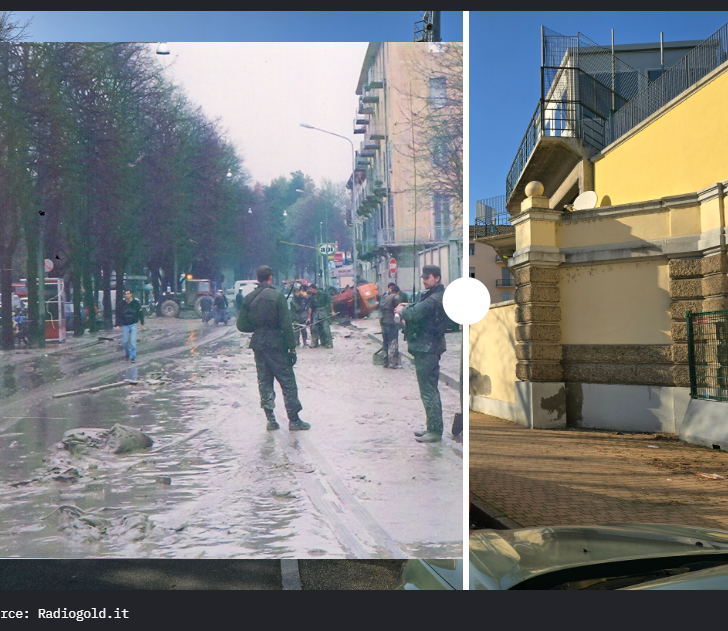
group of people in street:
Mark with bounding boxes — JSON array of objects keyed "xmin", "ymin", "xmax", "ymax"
[
  {"xmin": 237, "ymin": 263, "xmax": 451, "ymax": 444},
  {"xmin": 114, "ymin": 264, "xmax": 453, "ymax": 444},
  {"xmin": 200, "ymin": 290, "xmax": 230, "ymax": 325},
  {"xmin": 288, "ymin": 283, "xmax": 334, "ymax": 349}
]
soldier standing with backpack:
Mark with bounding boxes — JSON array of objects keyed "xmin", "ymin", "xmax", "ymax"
[
  {"xmin": 394, "ymin": 265, "xmax": 448, "ymax": 443},
  {"xmin": 237, "ymin": 265, "xmax": 310, "ymax": 432}
]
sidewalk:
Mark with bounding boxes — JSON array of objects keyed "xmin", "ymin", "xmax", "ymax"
[
  {"xmin": 470, "ymin": 412, "xmax": 728, "ymax": 531},
  {"xmin": 354, "ymin": 316, "xmax": 461, "ymax": 390}
]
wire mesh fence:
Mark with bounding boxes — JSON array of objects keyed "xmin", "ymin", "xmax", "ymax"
[
  {"xmin": 474, "ymin": 195, "xmax": 513, "ymax": 237},
  {"xmin": 506, "ymin": 27, "xmax": 646, "ymax": 199},
  {"xmin": 606, "ymin": 21, "xmax": 728, "ymax": 146},
  {"xmin": 687, "ymin": 310, "xmax": 728, "ymax": 402}
]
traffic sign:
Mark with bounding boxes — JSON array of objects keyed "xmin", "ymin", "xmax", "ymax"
[
  {"xmin": 389, "ymin": 257, "xmax": 397, "ymax": 274},
  {"xmin": 44, "ymin": 258, "xmax": 54, "ymax": 273},
  {"xmin": 318, "ymin": 243, "xmax": 336, "ymax": 255}
]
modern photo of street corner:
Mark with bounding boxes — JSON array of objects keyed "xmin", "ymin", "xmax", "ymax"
[{"xmin": 468, "ymin": 10, "xmax": 728, "ymax": 591}]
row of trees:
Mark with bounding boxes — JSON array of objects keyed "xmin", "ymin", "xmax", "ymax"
[{"xmin": 0, "ymin": 40, "xmax": 349, "ymax": 349}]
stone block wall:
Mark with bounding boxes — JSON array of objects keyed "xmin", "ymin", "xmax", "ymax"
[{"xmin": 513, "ymin": 265, "xmax": 563, "ymax": 381}]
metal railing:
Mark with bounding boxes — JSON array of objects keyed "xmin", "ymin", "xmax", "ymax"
[
  {"xmin": 376, "ymin": 226, "xmax": 454, "ymax": 246},
  {"xmin": 687, "ymin": 309, "xmax": 728, "ymax": 402},
  {"xmin": 605, "ymin": 21, "xmax": 728, "ymax": 147},
  {"xmin": 495, "ymin": 279, "xmax": 515, "ymax": 287},
  {"xmin": 474, "ymin": 195, "xmax": 513, "ymax": 237},
  {"xmin": 506, "ymin": 27, "xmax": 647, "ymax": 199}
]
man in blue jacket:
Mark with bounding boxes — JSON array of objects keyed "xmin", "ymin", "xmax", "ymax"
[
  {"xmin": 115, "ymin": 289, "xmax": 145, "ymax": 363},
  {"xmin": 395, "ymin": 265, "xmax": 448, "ymax": 443}
]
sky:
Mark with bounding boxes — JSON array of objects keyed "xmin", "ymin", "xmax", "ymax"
[
  {"xmin": 469, "ymin": 11, "xmax": 728, "ymax": 223},
  {"xmin": 152, "ymin": 42, "xmax": 368, "ymax": 185},
  {"xmin": 9, "ymin": 11, "xmax": 464, "ymax": 188}
]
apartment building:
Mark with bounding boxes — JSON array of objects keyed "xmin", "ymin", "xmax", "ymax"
[{"xmin": 350, "ymin": 42, "xmax": 463, "ymax": 297}]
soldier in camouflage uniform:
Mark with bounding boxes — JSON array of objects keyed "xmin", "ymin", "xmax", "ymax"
[
  {"xmin": 289, "ymin": 287, "xmax": 310, "ymax": 348},
  {"xmin": 395, "ymin": 265, "xmax": 448, "ymax": 443},
  {"xmin": 237, "ymin": 265, "xmax": 310, "ymax": 431},
  {"xmin": 306, "ymin": 283, "xmax": 334, "ymax": 349}
]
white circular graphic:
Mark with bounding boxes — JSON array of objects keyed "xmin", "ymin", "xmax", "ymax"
[{"xmin": 443, "ymin": 277, "xmax": 491, "ymax": 325}]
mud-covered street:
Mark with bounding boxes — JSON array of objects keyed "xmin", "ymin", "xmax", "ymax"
[{"xmin": 0, "ymin": 315, "xmax": 462, "ymax": 559}]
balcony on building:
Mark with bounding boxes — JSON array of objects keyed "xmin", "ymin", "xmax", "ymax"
[
  {"xmin": 473, "ymin": 194, "xmax": 516, "ymax": 260},
  {"xmin": 358, "ymin": 97, "xmax": 375, "ymax": 116},
  {"xmin": 367, "ymin": 120, "xmax": 386, "ymax": 141},
  {"xmin": 353, "ymin": 110, "xmax": 369, "ymax": 134},
  {"xmin": 365, "ymin": 67, "xmax": 384, "ymax": 90},
  {"xmin": 505, "ymin": 28, "xmax": 649, "ymax": 215}
]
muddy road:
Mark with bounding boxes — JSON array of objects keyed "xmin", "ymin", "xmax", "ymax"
[{"xmin": 0, "ymin": 316, "xmax": 462, "ymax": 559}]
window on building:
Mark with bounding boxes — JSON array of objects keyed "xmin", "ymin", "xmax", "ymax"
[
  {"xmin": 433, "ymin": 194, "xmax": 450, "ymax": 240},
  {"xmin": 432, "ymin": 134, "xmax": 448, "ymax": 168},
  {"xmin": 469, "ymin": 243, "xmax": 475, "ymax": 256},
  {"xmin": 429, "ymin": 77, "xmax": 447, "ymax": 109},
  {"xmin": 647, "ymin": 68, "xmax": 665, "ymax": 82},
  {"xmin": 501, "ymin": 291, "xmax": 512, "ymax": 301},
  {"xmin": 501, "ymin": 267, "xmax": 512, "ymax": 285},
  {"xmin": 469, "ymin": 267, "xmax": 475, "ymax": 278}
]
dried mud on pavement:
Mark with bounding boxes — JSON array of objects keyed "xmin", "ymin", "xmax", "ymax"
[
  {"xmin": 0, "ymin": 317, "xmax": 462, "ymax": 559},
  {"xmin": 470, "ymin": 412, "xmax": 728, "ymax": 530}
]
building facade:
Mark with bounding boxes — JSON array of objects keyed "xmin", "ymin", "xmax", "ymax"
[
  {"xmin": 350, "ymin": 42, "xmax": 463, "ymax": 297},
  {"xmin": 471, "ymin": 24, "xmax": 728, "ymax": 448}
]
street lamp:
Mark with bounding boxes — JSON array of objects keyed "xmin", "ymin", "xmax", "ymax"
[{"xmin": 299, "ymin": 123, "xmax": 358, "ymax": 318}]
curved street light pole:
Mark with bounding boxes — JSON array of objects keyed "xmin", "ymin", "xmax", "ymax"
[{"xmin": 300, "ymin": 123, "xmax": 358, "ymax": 319}]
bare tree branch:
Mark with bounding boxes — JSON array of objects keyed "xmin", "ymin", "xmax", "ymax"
[{"xmin": 0, "ymin": 12, "xmax": 32, "ymax": 43}]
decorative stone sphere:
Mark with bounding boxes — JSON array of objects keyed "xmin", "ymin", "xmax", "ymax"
[{"xmin": 525, "ymin": 181, "xmax": 544, "ymax": 198}]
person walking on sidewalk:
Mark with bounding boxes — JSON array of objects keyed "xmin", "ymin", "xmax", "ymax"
[
  {"xmin": 395, "ymin": 265, "xmax": 448, "ymax": 443},
  {"xmin": 115, "ymin": 289, "xmax": 145, "ymax": 363},
  {"xmin": 237, "ymin": 265, "xmax": 310, "ymax": 432},
  {"xmin": 307, "ymin": 284, "xmax": 334, "ymax": 349},
  {"xmin": 379, "ymin": 283, "xmax": 402, "ymax": 368}
]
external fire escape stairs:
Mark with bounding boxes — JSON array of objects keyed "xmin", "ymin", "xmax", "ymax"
[{"xmin": 504, "ymin": 27, "xmax": 648, "ymax": 215}]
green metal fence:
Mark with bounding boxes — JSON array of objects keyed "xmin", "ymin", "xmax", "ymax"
[{"xmin": 686, "ymin": 310, "xmax": 728, "ymax": 401}]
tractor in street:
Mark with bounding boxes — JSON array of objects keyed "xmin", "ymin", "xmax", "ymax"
[{"xmin": 159, "ymin": 278, "xmax": 215, "ymax": 318}]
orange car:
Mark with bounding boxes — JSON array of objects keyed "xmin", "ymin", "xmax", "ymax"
[{"xmin": 332, "ymin": 283, "xmax": 379, "ymax": 318}]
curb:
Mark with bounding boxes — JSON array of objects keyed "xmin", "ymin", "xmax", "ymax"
[
  {"xmin": 365, "ymin": 332, "xmax": 460, "ymax": 390},
  {"xmin": 470, "ymin": 493, "xmax": 521, "ymax": 530}
]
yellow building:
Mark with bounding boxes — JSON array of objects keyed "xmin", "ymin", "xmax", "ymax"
[
  {"xmin": 470, "ymin": 196, "xmax": 514, "ymax": 302},
  {"xmin": 351, "ymin": 42, "xmax": 463, "ymax": 296},
  {"xmin": 471, "ymin": 24, "xmax": 728, "ymax": 448}
]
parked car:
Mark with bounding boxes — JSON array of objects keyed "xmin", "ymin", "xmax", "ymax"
[
  {"xmin": 469, "ymin": 524, "xmax": 728, "ymax": 590},
  {"xmin": 394, "ymin": 559, "xmax": 462, "ymax": 590}
]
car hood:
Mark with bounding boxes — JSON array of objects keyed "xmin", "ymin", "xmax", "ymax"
[{"xmin": 470, "ymin": 524, "xmax": 728, "ymax": 590}]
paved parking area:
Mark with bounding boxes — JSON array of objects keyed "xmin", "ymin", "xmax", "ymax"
[{"xmin": 470, "ymin": 412, "xmax": 728, "ymax": 530}]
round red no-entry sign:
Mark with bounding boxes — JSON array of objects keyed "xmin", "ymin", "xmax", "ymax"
[{"xmin": 389, "ymin": 257, "xmax": 397, "ymax": 274}]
